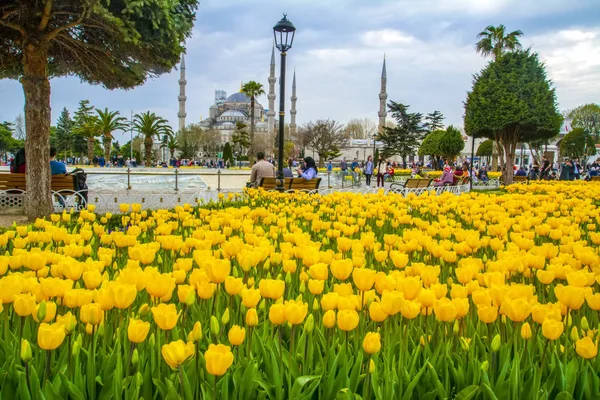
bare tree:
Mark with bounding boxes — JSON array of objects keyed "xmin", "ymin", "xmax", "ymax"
[
  {"xmin": 304, "ymin": 119, "xmax": 349, "ymax": 167},
  {"xmin": 13, "ymin": 114, "xmax": 25, "ymax": 141},
  {"xmin": 345, "ymin": 118, "xmax": 377, "ymax": 139}
]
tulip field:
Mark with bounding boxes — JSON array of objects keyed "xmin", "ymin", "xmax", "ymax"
[{"xmin": 1, "ymin": 181, "xmax": 600, "ymax": 399}]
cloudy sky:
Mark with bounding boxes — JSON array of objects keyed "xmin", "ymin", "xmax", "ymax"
[{"xmin": 0, "ymin": 0, "xmax": 599, "ymax": 143}]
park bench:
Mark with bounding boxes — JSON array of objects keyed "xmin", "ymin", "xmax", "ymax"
[
  {"xmin": 257, "ymin": 177, "xmax": 293, "ymax": 190},
  {"xmin": 512, "ymin": 176, "xmax": 528, "ymax": 184},
  {"xmin": 288, "ymin": 177, "xmax": 321, "ymax": 192},
  {"xmin": 389, "ymin": 178, "xmax": 432, "ymax": 194},
  {"xmin": 0, "ymin": 173, "xmax": 86, "ymax": 210},
  {"xmin": 591, "ymin": 176, "xmax": 600, "ymax": 182},
  {"xmin": 257, "ymin": 177, "xmax": 321, "ymax": 192}
]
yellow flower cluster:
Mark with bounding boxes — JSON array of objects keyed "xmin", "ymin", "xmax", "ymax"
[{"xmin": 1, "ymin": 180, "xmax": 600, "ymax": 394}]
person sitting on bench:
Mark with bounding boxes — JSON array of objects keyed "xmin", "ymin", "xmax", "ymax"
[
  {"xmin": 297, "ymin": 157, "xmax": 318, "ymax": 180},
  {"xmin": 249, "ymin": 152, "xmax": 275, "ymax": 187},
  {"xmin": 50, "ymin": 147, "xmax": 67, "ymax": 175}
]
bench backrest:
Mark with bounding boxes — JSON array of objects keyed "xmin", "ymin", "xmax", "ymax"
[
  {"xmin": 591, "ymin": 176, "xmax": 600, "ymax": 182},
  {"xmin": 0, "ymin": 173, "xmax": 74, "ymax": 191},
  {"xmin": 258, "ymin": 177, "xmax": 292, "ymax": 190},
  {"xmin": 513, "ymin": 176, "xmax": 528, "ymax": 182},
  {"xmin": 289, "ymin": 178, "xmax": 321, "ymax": 191},
  {"xmin": 417, "ymin": 178, "xmax": 432, "ymax": 188}
]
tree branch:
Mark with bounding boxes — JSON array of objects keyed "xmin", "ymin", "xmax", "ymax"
[
  {"xmin": 0, "ymin": 19, "xmax": 25, "ymax": 36},
  {"xmin": 39, "ymin": 0, "xmax": 54, "ymax": 31},
  {"xmin": 44, "ymin": 7, "xmax": 88, "ymax": 41}
]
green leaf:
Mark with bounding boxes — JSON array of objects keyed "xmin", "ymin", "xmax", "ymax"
[
  {"xmin": 290, "ymin": 375, "xmax": 321, "ymax": 399},
  {"xmin": 481, "ymin": 383, "xmax": 499, "ymax": 400},
  {"xmin": 509, "ymin": 354, "xmax": 520, "ymax": 399},
  {"xmin": 565, "ymin": 358, "xmax": 579, "ymax": 395},
  {"xmin": 456, "ymin": 385, "xmax": 479, "ymax": 400},
  {"xmin": 400, "ymin": 363, "xmax": 427, "ymax": 400},
  {"xmin": 59, "ymin": 373, "xmax": 85, "ymax": 400},
  {"xmin": 555, "ymin": 391, "xmax": 574, "ymax": 400},
  {"xmin": 425, "ymin": 363, "xmax": 446, "ymax": 400},
  {"xmin": 17, "ymin": 372, "xmax": 32, "ymax": 400}
]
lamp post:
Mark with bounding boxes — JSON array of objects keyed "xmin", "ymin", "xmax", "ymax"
[
  {"xmin": 273, "ymin": 14, "xmax": 296, "ymax": 192},
  {"xmin": 469, "ymin": 135, "xmax": 475, "ymax": 191},
  {"xmin": 372, "ymin": 134, "xmax": 377, "ymax": 158}
]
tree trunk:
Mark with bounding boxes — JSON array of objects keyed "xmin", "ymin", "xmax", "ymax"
[
  {"xmin": 87, "ymin": 138, "xmax": 95, "ymax": 162},
  {"xmin": 249, "ymin": 96, "xmax": 255, "ymax": 162},
  {"xmin": 502, "ymin": 139, "xmax": 517, "ymax": 185},
  {"xmin": 144, "ymin": 135, "xmax": 153, "ymax": 166},
  {"xmin": 104, "ymin": 136, "xmax": 111, "ymax": 164},
  {"xmin": 170, "ymin": 148, "xmax": 175, "ymax": 159},
  {"xmin": 21, "ymin": 41, "xmax": 53, "ymax": 220}
]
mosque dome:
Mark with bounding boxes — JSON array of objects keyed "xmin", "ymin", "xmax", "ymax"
[
  {"xmin": 226, "ymin": 92, "xmax": 251, "ymax": 103},
  {"xmin": 221, "ymin": 110, "xmax": 246, "ymax": 118}
]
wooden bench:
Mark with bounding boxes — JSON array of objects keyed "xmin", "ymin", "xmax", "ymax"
[
  {"xmin": 0, "ymin": 173, "xmax": 85, "ymax": 210},
  {"xmin": 257, "ymin": 177, "xmax": 293, "ymax": 190},
  {"xmin": 512, "ymin": 176, "xmax": 528, "ymax": 184},
  {"xmin": 390, "ymin": 178, "xmax": 432, "ymax": 191},
  {"xmin": 591, "ymin": 176, "xmax": 600, "ymax": 182},
  {"xmin": 0, "ymin": 173, "xmax": 75, "ymax": 191},
  {"xmin": 288, "ymin": 177, "xmax": 321, "ymax": 192},
  {"xmin": 257, "ymin": 177, "xmax": 321, "ymax": 191}
]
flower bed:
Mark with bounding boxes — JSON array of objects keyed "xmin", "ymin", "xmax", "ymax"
[{"xmin": 0, "ymin": 182, "xmax": 599, "ymax": 398}]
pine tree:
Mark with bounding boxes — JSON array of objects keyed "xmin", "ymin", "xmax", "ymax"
[{"xmin": 378, "ymin": 101, "xmax": 426, "ymax": 167}]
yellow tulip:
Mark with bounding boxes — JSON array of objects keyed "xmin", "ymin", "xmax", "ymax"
[
  {"xmin": 268, "ymin": 303, "xmax": 286, "ymax": 325},
  {"xmin": 259, "ymin": 279, "xmax": 285, "ymax": 300},
  {"xmin": 542, "ymin": 319, "xmax": 564, "ymax": 341},
  {"xmin": 352, "ymin": 268, "xmax": 376, "ymax": 292},
  {"xmin": 433, "ymin": 298, "xmax": 457, "ymax": 322},
  {"xmin": 204, "ymin": 344, "xmax": 234, "ymax": 376},
  {"xmin": 308, "ymin": 263, "xmax": 328, "ymax": 280},
  {"xmin": 37, "ymin": 322, "xmax": 66, "ymax": 350},
  {"xmin": 555, "ymin": 284, "xmax": 585, "ymax": 310},
  {"xmin": 151, "ymin": 303, "xmax": 179, "ymax": 330},
  {"xmin": 521, "ymin": 322, "xmax": 532, "ymax": 340},
  {"xmin": 80, "ymin": 303, "xmax": 103, "ymax": 326},
  {"xmin": 228, "ymin": 325, "xmax": 246, "ymax": 346},
  {"xmin": 323, "ymin": 310, "xmax": 336, "ymax": 328},
  {"xmin": 380, "ymin": 290, "xmax": 403, "ymax": 316},
  {"xmin": 162, "ymin": 340, "xmax": 195, "ymax": 369},
  {"xmin": 362, "ymin": 332, "xmax": 381, "ymax": 354},
  {"xmin": 368, "ymin": 302, "xmax": 388, "ymax": 322},
  {"xmin": 477, "ymin": 305, "xmax": 498, "ymax": 324},
  {"xmin": 33, "ymin": 301, "xmax": 57, "ymax": 323},
  {"xmin": 224, "ymin": 276, "xmax": 244, "ymax": 296},
  {"xmin": 575, "ymin": 336, "xmax": 598, "ymax": 359},
  {"xmin": 330, "ymin": 259, "xmax": 353, "ymax": 281},
  {"xmin": 207, "ymin": 259, "xmax": 231, "ymax": 284},
  {"xmin": 13, "ymin": 293, "xmax": 36, "ymax": 317},
  {"xmin": 400, "ymin": 300, "xmax": 421, "ymax": 319},
  {"xmin": 337, "ymin": 309, "xmax": 359, "ymax": 331},
  {"xmin": 308, "ymin": 279, "xmax": 324, "ymax": 295},
  {"xmin": 246, "ymin": 308, "xmax": 259, "ymax": 327},
  {"xmin": 284, "ymin": 300, "xmax": 308, "ymax": 325},
  {"xmin": 128, "ymin": 318, "xmax": 151, "ymax": 343},
  {"xmin": 113, "ymin": 283, "xmax": 137, "ymax": 309},
  {"xmin": 241, "ymin": 288, "xmax": 261, "ymax": 308}
]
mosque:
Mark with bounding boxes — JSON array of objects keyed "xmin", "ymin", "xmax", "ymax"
[{"xmin": 176, "ymin": 47, "xmax": 297, "ymax": 151}]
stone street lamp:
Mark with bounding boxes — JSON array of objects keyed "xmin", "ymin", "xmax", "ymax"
[{"xmin": 273, "ymin": 14, "xmax": 296, "ymax": 191}]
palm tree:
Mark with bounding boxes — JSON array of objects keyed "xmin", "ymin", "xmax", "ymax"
[
  {"xmin": 161, "ymin": 134, "xmax": 178, "ymax": 159},
  {"xmin": 96, "ymin": 108, "xmax": 129, "ymax": 164},
  {"xmin": 133, "ymin": 112, "xmax": 173, "ymax": 166},
  {"xmin": 241, "ymin": 81, "xmax": 265, "ymax": 158},
  {"xmin": 73, "ymin": 114, "xmax": 100, "ymax": 162},
  {"xmin": 476, "ymin": 25, "xmax": 523, "ymax": 60}
]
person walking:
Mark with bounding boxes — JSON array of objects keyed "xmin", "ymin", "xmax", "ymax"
[
  {"xmin": 364, "ymin": 155, "xmax": 374, "ymax": 187},
  {"xmin": 376, "ymin": 156, "xmax": 385, "ymax": 188}
]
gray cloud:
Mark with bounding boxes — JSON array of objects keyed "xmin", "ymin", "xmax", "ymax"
[{"xmin": 0, "ymin": 0, "xmax": 599, "ymax": 144}]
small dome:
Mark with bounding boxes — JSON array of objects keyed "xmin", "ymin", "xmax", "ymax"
[
  {"xmin": 226, "ymin": 92, "xmax": 251, "ymax": 103},
  {"xmin": 221, "ymin": 110, "xmax": 246, "ymax": 118},
  {"xmin": 210, "ymin": 104, "xmax": 218, "ymax": 109}
]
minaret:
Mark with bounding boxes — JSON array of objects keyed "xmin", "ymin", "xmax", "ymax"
[
  {"xmin": 378, "ymin": 55, "xmax": 387, "ymax": 133},
  {"xmin": 267, "ymin": 45, "xmax": 277, "ymax": 140},
  {"xmin": 290, "ymin": 70, "xmax": 297, "ymax": 140},
  {"xmin": 178, "ymin": 54, "xmax": 187, "ymax": 132}
]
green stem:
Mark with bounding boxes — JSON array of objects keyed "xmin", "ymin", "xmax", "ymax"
[{"xmin": 44, "ymin": 350, "xmax": 52, "ymax": 387}]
